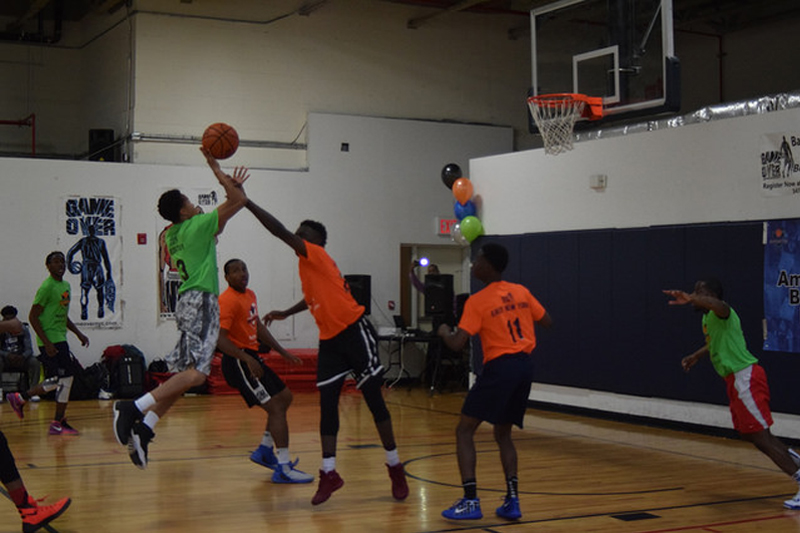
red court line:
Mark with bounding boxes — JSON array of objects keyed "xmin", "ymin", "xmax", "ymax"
[{"xmin": 636, "ymin": 513, "xmax": 794, "ymax": 532}]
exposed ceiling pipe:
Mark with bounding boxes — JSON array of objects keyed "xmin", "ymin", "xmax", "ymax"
[
  {"xmin": 0, "ymin": 0, "xmax": 63, "ymax": 44},
  {"xmin": 94, "ymin": 0, "xmax": 129, "ymax": 16},
  {"xmin": 5, "ymin": 0, "xmax": 50, "ymax": 32},
  {"xmin": 407, "ymin": 0, "xmax": 490, "ymax": 29}
]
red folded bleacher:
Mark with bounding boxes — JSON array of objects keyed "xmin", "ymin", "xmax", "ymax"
[{"xmin": 206, "ymin": 349, "xmax": 319, "ymax": 395}]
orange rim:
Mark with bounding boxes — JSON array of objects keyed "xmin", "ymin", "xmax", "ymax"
[{"xmin": 527, "ymin": 93, "xmax": 604, "ymax": 120}]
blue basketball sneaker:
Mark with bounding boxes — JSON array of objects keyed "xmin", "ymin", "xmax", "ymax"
[
  {"xmin": 250, "ymin": 445, "xmax": 279, "ymax": 470},
  {"xmin": 496, "ymin": 496, "xmax": 521, "ymax": 520},
  {"xmin": 272, "ymin": 463, "xmax": 314, "ymax": 484},
  {"xmin": 442, "ymin": 498, "xmax": 482, "ymax": 520}
]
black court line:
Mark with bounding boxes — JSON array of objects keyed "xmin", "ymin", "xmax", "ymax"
[
  {"xmin": 403, "ymin": 450, "xmax": 685, "ymax": 497},
  {"xmin": 418, "ymin": 492, "xmax": 797, "ymax": 533},
  {"xmin": 385, "ymin": 398, "xmax": 797, "ymax": 531},
  {"xmin": 386, "ymin": 398, "xmax": 790, "ymax": 476}
]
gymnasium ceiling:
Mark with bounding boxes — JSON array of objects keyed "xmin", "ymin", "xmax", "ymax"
[{"xmin": 1, "ymin": 0, "xmax": 800, "ymax": 43}]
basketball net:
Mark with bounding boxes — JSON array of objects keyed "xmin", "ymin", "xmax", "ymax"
[{"xmin": 527, "ymin": 94, "xmax": 602, "ymax": 156}]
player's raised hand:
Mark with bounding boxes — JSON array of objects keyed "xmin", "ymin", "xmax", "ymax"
[
  {"xmin": 663, "ymin": 289, "xmax": 692, "ymax": 305},
  {"xmin": 200, "ymin": 146, "xmax": 223, "ymax": 176},
  {"xmin": 231, "ymin": 166, "xmax": 249, "ymax": 188}
]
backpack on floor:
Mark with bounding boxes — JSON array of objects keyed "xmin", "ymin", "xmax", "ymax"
[{"xmin": 115, "ymin": 345, "xmax": 147, "ymax": 399}]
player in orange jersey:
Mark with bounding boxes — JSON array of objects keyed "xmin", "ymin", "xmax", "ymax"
[
  {"xmin": 217, "ymin": 258, "xmax": 313, "ymax": 483},
  {"xmin": 244, "ymin": 199, "xmax": 409, "ymax": 506},
  {"xmin": 438, "ymin": 242, "xmax": 552, "ymax": 521}
]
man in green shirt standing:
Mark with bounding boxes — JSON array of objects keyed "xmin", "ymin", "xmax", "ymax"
[
  {"xmin": 8, "ymin": 251, "xmax": 89, "ymax": 435},
  {"xmin": 664, "ymin": 278, "xmax": 800, "ymax": 509},
  {"xmin": 113, "ymin": 147, "xmax": 248, "ymax": 469}
]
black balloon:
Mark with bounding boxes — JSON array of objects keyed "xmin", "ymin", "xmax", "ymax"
[{"xmin": 441, "ymin": 163, "xmax": 462, "ymax": 189}]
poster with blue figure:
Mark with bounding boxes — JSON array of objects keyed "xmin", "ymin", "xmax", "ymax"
[
  {"xmin": 63, "ymin": 196, "xmax": 121, "ymax": 328},
  {"xmin": 764, "ymin": 219, "xmax": 800, "ymax": 352}
]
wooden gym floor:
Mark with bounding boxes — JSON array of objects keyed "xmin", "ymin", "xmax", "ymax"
[{"xmin": 1, "ymin": 386, "xmax": 800, "ymax": 532}]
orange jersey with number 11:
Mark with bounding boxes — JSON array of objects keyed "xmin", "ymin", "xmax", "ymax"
[{"xmin": 457, "ymin": 280, "xmax": 546, "ymax": 364}]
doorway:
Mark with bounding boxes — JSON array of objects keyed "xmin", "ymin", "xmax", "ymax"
[{"xmin": 399, "ymin": 244, "xmax": 469, "ymax": 331}]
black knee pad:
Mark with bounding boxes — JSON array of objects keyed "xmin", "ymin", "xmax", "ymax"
[
  {"xmin": 0, "ymin": 431, "xmax": 20, "ymax": 485},
  {"xmin": 361, "ymin": 378, "xmax": 390, "ymax": 424}
]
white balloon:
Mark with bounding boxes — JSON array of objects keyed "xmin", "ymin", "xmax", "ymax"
[{"xmin": 450, "ymin": 223, "xmax": 470, "ymax": 247}]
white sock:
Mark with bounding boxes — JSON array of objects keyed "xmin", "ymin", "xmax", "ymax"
[
  {"xmin": 144, "ymin": 411, "xmax": 160, "ymax": 431},
  {"xmin": 134, "ymin": 393, "xmax": 156, "ymax": 413},
  {"xmin": 261, "ymin": 431, "xmax": 274, "ymax": 448},
  {"xmin": 322, "ymin": 457, "xmax": 336, "ymax": 473},
  {"xmin": 276, "ymin": 447, "xmax": 290, "ymax": 465},
  {"xmin": 385, "ymin": 448, "xmax": 400, "ymax": 467}
]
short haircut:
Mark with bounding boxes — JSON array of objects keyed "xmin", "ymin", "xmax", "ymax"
[
  {"xmin": 223, "ymin": 258, "xmax": 244, "ymax": 275},
  {"xmin": 699, "ymin": 277, "xmax": 724, "ymax": 299},
  {"xmin": 480, "ymin": 242, "xmax": 509, "ymax": 273},
  {"xmin": 300, "ymin": 220, "xmax": 327, "ymax": 247},
  {"xmin": 1, "ymin": 305, "xmax": 17, "ymax": 318},
  {"xmin": 158, "ymin": 189, "xmax": 185, "ymax": 224},
  {"xmin": 46, "ymin": 251, "xmax": 64, "ymax": 264}
]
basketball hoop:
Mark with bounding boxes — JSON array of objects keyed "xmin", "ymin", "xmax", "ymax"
[{"xmin": 527, "ymin": 93, "xmax": 603, "ymax": 155}]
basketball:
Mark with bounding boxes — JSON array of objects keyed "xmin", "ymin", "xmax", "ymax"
[{"xmin": 202, "ymin": 123, "xmax": 239, "ymax": 160}]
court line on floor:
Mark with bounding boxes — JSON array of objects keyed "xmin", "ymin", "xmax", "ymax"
[{"xmin": 420, "ymin": 493, "xmax": 797, "ymax": 532}]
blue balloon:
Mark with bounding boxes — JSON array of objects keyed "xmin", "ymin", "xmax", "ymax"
[{"xmin": 454, "ymin": 200, "xmax": 476, "ymax": 221}]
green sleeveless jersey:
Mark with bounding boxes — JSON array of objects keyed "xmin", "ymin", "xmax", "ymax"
[
  {"xmin": 32, "ymin": 276, "xmax": 70, "ymax": 346},
  {"xmin": 702, "ymin": 307, "xmax": 758, "ymax": 377},
  {"xmin": 165, "ymin": 210, "xmax": 220, "ymax": 295}
]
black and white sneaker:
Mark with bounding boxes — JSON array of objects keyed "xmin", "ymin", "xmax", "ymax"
[
  {"xmin": 113, "ymin": 401, "xmax": 142, "ymax": 446},
  {"xmin": 128, "ymin": 421, "xmax": 155, "ymax": 470}
]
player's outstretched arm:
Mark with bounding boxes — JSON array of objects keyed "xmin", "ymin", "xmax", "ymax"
[
  {"xmin": 662, "ymin": 289, "xmax": 692, "ymax": 305},
  {"xmin": 256, "ymin": 319, "xmax": 301, "ymax": 364},
  {"xmin": 263, "ymin": 300, "xmax": 308, "ymax": 324},
  {"xmin": 200, "ymin": 147, "xmax": 248, "ymax": 232},
  {"xmin": 245, "ymin": 199, "xmax": 307, "ymax": 257},
  {"xmin": 663, "ymin": 289, "xmax": 729, "ymax": 318}
]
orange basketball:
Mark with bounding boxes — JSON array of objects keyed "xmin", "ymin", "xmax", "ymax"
[{"xmin": 202, "ymin": 123, "xmax": 239, "ymax": 160}]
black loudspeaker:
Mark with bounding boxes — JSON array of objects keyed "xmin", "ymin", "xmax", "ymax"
[
  {"xmin": 89, "ymin": 128, "xmax": 119, "ymax": 162},
  {"xmin": 455, "ymin": 293, "xmax": 470, "ymax": 323},
  {"xmin": 424, "ymin": 274, "xmax": 454, "ymax": 320},
  {"xmin": 344, "ymin": 274, "xmax": 371, "ymax": 315}
]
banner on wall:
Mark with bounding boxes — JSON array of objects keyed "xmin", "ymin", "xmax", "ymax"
[
  {"xmin": 761, "ymin": 133, "xmax": 800, "ymax": 196},
  {"xmin": 62, "ymin": 196, "xmax": 121, "ymax": 328},
  {"xmin": 157, "ymin": 188, "xmax": 220, "ymax": 320},
  {"xmin": 764, "ymin": 219, "xmax": 800, "ymax": 352}
]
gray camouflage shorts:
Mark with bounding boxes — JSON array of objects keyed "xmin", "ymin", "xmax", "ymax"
[{"xmin": 165, "ymin": 290, "xmax": 220, "ymax": 376}]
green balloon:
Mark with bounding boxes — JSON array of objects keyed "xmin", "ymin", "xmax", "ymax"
[{"xmin": 460, "ymin": 216, "xmax": 483, "ymax": 243}]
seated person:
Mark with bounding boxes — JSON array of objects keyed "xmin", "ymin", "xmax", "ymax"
[{"xmin": 0, "ymin": 306, "xmax": 41, "ymax": 397}]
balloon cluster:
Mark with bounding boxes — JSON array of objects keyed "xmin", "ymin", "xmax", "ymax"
[{"xmin": 442, "ymin": 163, "xmax": 483, "ymax": 245}]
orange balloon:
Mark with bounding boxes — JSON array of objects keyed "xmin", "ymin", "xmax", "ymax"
[{"xmin": 452, "ymin": 178, "xmax": 473, "ymax": 205}]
